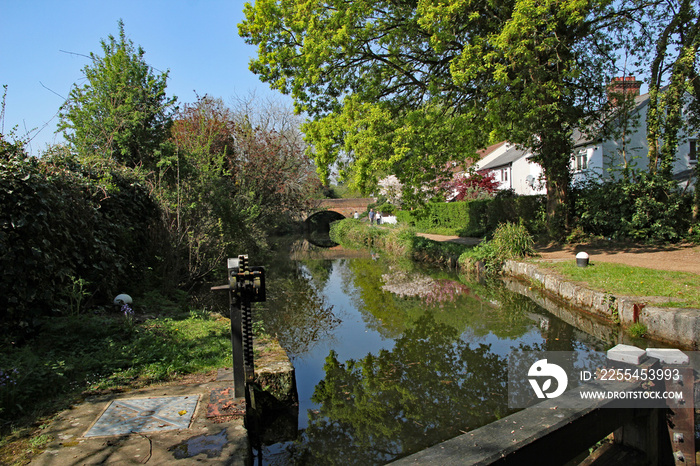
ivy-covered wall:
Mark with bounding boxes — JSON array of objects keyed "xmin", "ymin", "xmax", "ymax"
[{"xmin": 0, "ymin": 153, "xmax": 162, "ymax": 332}]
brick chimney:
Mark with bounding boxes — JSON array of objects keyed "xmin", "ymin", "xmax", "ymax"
[{"xmin": 608, "ymin": 76, "xmax": 642, "ymax": 100}]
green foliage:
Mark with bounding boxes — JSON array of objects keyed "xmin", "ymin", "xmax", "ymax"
[
  {"xmin": 330, "ymin": 219, "xmax": 471, "ymax": 266},
  {"xmin": 572, "ymin": 173, "xmax": 692, "ymax": 243},
  {"xmin": 57, "ymin": 20, "xmax": 176, "ymax": 168},
  {"xmin": 627, "ymin": 323, "xmax": 648, "ymax": 338},
  {"xmin": 65, "ymin": 277, "xmax": 91, "ymax": 317},
  {"xmin": 329, "ymin": 219, "xmax": 388, "ymax": 251},
  {"xmin": 467, "ymin": 222, "xmax": 536, "ymax": 272},
  {"xmin": 484, "ymin": 193, "xmax": 546, "ymax": 237},
  {"xmin": 0, "ymin": 151, "xmax": 161, "ymax": 333},
  {"xmin": 398, "ymin": 201, "xmax": 490, "ymax": 236},
  {"xmin": 396, "ymin": 196, "xmax": 545, "ymax": 238},
  {"xmin": 240, "ymin": 0, "xmax": 624, "ymax": 236},
  {"xmin": 158, "ymin": 95, "xmax": 322, "ymax": 287}
]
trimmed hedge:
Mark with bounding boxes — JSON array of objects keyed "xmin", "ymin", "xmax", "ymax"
[
  {"xmin": 397, "ymin": 195, "xmax": 545, "ymax": 237},
  {"xmin": 398, "ymin": 200, "xmax": 490, "ymax": 236}
]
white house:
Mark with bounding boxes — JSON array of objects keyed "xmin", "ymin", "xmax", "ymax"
[
  {"xmin": 571, "ymin": 78, "xmax": 697, "ymax": 188},
  {"xmin": 473, "ymin": 144, "xmax": 546, "ymax": 195},
  {"xmin": 476, "ymin": 77, "xmax": 697, "ymax": 195}
]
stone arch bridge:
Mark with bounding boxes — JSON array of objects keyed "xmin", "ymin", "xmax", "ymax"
[
  {"xmin": 304, "ymin": 198, "xmax": 374, "ymax": 238},
  {"xmin": 315, "ymin": 198, "xmax": 374, "ymax": 218}
]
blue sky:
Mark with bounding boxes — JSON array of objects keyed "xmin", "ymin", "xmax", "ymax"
[{"xmin": 1, "ymin": 0, "xmax": 288, "ymax": 156}]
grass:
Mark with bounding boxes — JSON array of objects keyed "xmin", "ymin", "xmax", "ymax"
[
  {"xmin": 535, "ymin": 261, "xmax": 700, "ymax": 308},
  {"xmin": 0, "ymin": 304, "xmax": 241, "ymax": 465}
]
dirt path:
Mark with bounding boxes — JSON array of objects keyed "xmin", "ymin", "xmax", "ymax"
[
  {"xmin": 417, "ymin": 233, "xmax": 700, "ymax": 275},
  {"xmin": 535, "ymin": 242, "xmax": 700, "ymax": 275}
]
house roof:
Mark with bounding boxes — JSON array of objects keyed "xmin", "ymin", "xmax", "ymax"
[
  {"xmin": 479, "ymin": 145, "xmax": 528, "ymax": 170},
  {"xmin": 478, "ymin": 141, "xmax": 507, "ymax": 159},
  {"xmin": 573, "ymin": 90, "xmax": 653, "ymax": 148},
  {"xmin": 449, "ymin": 140, "xmax": 508, "ymax": 174}
]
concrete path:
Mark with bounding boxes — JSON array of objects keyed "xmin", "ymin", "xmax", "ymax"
[{"xmin": 31, "ymin": 374, "xmax": 250, "ymax": 465}]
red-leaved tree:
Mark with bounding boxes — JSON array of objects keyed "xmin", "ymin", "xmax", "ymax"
[{"xmin": 442, "ymin": 171, "xmax": 500, "ymax": 201}]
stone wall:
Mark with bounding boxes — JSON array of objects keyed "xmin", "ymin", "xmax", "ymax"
[{"xmin": 503, "ymin": 260, "xmax": 700, "ymax": 349}]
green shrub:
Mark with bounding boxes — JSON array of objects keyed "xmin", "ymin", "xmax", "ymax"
[
  {"xmin": 396, "ymin": 196, "xmax": 544, "ymax": 238},
  {"xmin": 626, "ymin": 323, "xmax": 648, "ymax": 338},
  {"xmin": 572, "ymin": 173, "xmax": 691, "ymax": 243},
  {"xmin": 330, "ymin": 218, "xmax": 471, "ymax": 266},
  {"xmin": 465, "ymin": 222, "xmax": 535, "ymax": 272},
  {"xmin": 330, "ymin": 219, "xmax": 386, "ymax": 249},
  {"xmin": 397, "ymin": 200, "xmax": 490, "ymax": 236},
  {"xmin": 0, "ymin": 152, "xmax": 162, "ymax": 334},
  {"xmin": 485, "ymin": 192, "xmax": 546, "ymax": 236}
]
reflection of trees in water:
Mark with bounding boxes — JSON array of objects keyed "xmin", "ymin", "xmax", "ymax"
[
  {"xmin": 260, "ymin": 263, "xmax": 340, "ymax": 357},
  {"xmin": 342, "ymin": 259, "xmax": 536, "ymax": 341},
  {"xmin": 292, "ymin": 314, "xmax": 510, "ymax": 465}
]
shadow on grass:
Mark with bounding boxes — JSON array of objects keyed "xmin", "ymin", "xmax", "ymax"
[{"xmin": 0, "ymin": 310, "xmax": 232, "ymax": 435}]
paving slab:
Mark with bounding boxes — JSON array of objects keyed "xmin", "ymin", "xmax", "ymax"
[
  {"xmin": 607, "ymin": 344, "xmax": 647, "ymax": 365},
  {"xmin": 31, "ymin": 378, "xmax": 250, "ymax": 465}
]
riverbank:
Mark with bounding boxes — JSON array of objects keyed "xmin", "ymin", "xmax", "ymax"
[
  {"xmin": 26, "ymin": 337, "xmax": 295, "ymax": 465},
  {"xmin": 420, "ymin": 233, "xmax": 700, "ymax": 349},
  {"xmin": 504, "ymin": 260, "xmax": 700, "ymax": 349}
]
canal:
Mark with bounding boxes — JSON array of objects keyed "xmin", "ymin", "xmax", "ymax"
[{"xmin": 250, "ymin": 243, "xmax": 644, "ymax": 465}]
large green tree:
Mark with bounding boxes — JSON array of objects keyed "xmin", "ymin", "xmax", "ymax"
[
  {"xmin": 58, "ymin": 20, "xmax": 176, "ymax": 169},
  {"xmin": 636, "ymin": 0, "xmax": 700, "ymax": 223},
  {"xmin": 240, "ymin": 0, "xmax": 627, "ymax": 237}
]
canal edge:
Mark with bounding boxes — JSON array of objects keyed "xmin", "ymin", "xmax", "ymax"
[{"xmin": 503, "ymin": 260, "xmax": 700, "ymax": 350}]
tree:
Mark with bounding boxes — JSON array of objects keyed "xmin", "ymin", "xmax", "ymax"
[
  {"xmin": 156, "ymin": 95, "xmax": 322, "ymax": 287},
  {"xmin": 58, "ymin": 20, "xmax": 176, "ymax": 169},
  {"xmin": 442, "ymin": 171, "xmax": 499, "ymax": 201},
  {"xmin": 636, "ymin": 0, "xmax": 700, "ymax": 223},
  {"xmin": 240, "ymin": 0, "xmax": 630, "ymax": 237}
]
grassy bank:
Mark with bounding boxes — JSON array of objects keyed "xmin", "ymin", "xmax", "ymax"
[
  {"xmin": 534, "ymin": 261, "xmax": 700, "ymax": 309},
  {"xmin": 329, "ymin": 219, "xmax": 473, "ymax": 266},
  {"xmin": 0, "ymin": 301, "xmax": 242, "ymax": 465}
]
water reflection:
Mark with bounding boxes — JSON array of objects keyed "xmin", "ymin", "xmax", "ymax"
[
  {"xmin": 299, "ymin": 315, "xmax": 509, "ymax": 464},
  {"xmin": 257, "ymin": 255, "xmax": 620, "ymax": 465},
  {"xmin": 258, "ymin": 262, "xmax": 340, "ymax": 356}
]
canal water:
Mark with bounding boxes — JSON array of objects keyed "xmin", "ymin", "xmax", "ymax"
[{"xmin": 252, "ymin": 246, "xmax": 641, "ymax": 465}]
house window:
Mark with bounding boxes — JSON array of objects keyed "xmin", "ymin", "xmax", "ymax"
[
  {"xmin": 690, "ymin": 139, "xmax": 697, "ymax": 164},
  {"xmin": 502, "ymin": 168, "xmax": 508, "ymax": 182},
  {"xmin": 575, "ymin": 150, "xmax": 588, "ymax": 171}
]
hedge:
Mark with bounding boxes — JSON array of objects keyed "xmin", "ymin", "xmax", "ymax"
[
  {"xmin": 0, "ymin": 153, "xmax": 162, "ymax": 333},
  {"xmin": 397, "ymin": 195, "xmax": 545, "ymax": 237}
]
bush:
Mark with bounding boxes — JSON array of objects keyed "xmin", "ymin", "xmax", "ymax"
[
  {"xmin": 465, "ymin": 222, "xmax": 535, "ymax": 272},
  {"xmin": 0, "ymin": 152, "xmax": 162, "ymax": 334},
  {"xmin": 485, "ymin": 192, "xmax": 546, "ymax": 236},
  {"xmin": 330, "ymin": 218, "xmax": 471, "ymax": 266},
  {"xmin": 396, "ymin": 195, "xmax": 545, "ymax": 238},
  {"xmin": 572, "ymin": 173, "xmax": 691, "ymax": 243},
  {"xmin": 398, "ymin": 200, "xmax": 490, "ymax": 236}
]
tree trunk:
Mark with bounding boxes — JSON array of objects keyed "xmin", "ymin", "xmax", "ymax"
[
  {"xmin": 538, "ymin": 133, "xmax": 573, "ymax": 240},
  {"xmin": 545, "ymin": 173, "xmax": 569, "ymax": 240}
]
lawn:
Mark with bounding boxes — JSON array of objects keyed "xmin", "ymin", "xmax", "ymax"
[
  {"xmin": 0, "ymin": 306, "xmax": 236, "ymax": 465},
  {"xmin": 535, "ymin": 261, "xmax": 700, "ymax": 309}
]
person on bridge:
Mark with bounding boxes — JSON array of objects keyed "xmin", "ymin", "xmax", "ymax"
[
  {"xmin": 354, "ymin": 211, "xmax": 359, "ymax": 219},
  {"xmin": 369, "ymin": 209, "xmax": 375, "ymax": 225}
]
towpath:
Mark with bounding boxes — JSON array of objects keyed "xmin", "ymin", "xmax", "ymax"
[{"xmin": 417, "ymin": 233, "xmax": 700, "ymax": 275}]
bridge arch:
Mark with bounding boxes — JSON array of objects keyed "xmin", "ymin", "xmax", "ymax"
[{"xmin": 304, "ymin": 210, "xmax": 346, "ymax": 232}]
